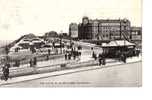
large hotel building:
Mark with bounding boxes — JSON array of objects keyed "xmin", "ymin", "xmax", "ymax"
[
  {"xmin": 69, "ymin": 17, "xmax": 142, "ymax": 41},
  {"xmin": 78, "ymin": 16, "xmax": 131, "ymax": 40}
]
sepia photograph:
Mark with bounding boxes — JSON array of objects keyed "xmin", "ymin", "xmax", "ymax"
[{"xmin": 0, "ymin": 0, "xmax": 142, "ymax": 87}]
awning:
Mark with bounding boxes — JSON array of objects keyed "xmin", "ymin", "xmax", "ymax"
[{"xmin": 102, "ymin": 40, "xmax": 135, "ymax": 47}]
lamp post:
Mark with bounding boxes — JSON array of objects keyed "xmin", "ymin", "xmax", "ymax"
[
  {"xmin": 69, "ymin": 27, "xmax": 72, "ymax": 48},
  {"xmin": 109, "ymin": 31, "xmax": 112, "ymax": 41},
  {"xmin": 120, "ymin": 21, "xmax": 122, "ymax": 40},
  {"xmin": 60, "ymin": 31, "xmax": 63, "ymax": 54}
]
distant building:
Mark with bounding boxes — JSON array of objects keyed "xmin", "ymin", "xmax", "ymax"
[
  {"xmin": 78, "ymin": 17, "xmax": 131, "ymax": 41},
  {"xmin": 23, "ymin": 33, "xmax": 37, "ymax": 40},
  {"xmin": 44, "ymin": 31, "xmax": 58, "ymax": 42},
  {"xmin": 78, "ymin": 17, "xmax": 92, "ymax": 39},
  {"xmin": 69, "ymin": 23, "xmax": 78, "ymax": 39},
  {"xmin": 9, "ymin": 33, "xmax": 44, "ymax": 53},
  {"xmin": 130, "ymin": 27, "xmax": 142, "ymax": 41},
  {"xmin": 44, "ymin": 31, "xmax": 58, "ymax": 38}
]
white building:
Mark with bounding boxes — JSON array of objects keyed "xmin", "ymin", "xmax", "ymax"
[{"xmin": 69, "ymin": 23, "xmax": 78, "ymax": 38}]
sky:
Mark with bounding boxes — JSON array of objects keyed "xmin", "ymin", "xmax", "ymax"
[{"xmin": 0, "ymin": 0, "xmax": 142, "ymax": 40}]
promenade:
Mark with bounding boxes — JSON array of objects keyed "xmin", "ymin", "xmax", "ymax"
[{"xmin": 0, "ymin": 54, "xmax": 141, "ymax": 86}]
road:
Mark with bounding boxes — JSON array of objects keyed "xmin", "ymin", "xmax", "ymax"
[{"xmin": 1, "ymin": 61, "xmax": 142, "ymax": 87}]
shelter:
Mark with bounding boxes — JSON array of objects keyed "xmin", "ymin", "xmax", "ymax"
[
  {"xmin": 102, "ymin": 40, "xmax": 135, "ymax": 47},
  {"xmin": 101, "ymin": 40, "xmax": 136, "ymax": 58}
]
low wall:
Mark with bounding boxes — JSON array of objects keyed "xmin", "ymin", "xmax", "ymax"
[{"xmin": 0, "ymin": 60, "xmax": 97, "ymax": 78}]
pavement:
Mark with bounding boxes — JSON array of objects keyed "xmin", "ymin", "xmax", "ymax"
[
  {"xmin": 0, "ymin": 54, "xmax": 142, "ymax": 86},
  {"xmin": 0, "ymin": 52, "xmax": 95, "ymax": 77}
]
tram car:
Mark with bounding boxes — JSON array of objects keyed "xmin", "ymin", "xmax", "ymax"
[{"xmin": 101, "ymin": 40, "xmax": 140, "ymax": 63}]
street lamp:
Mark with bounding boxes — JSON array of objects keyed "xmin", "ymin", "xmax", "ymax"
[
  {"xmin": 69, "ymin": 27, "xmax": 72, "ymax": 48},
  {"xmin": 60, "ymin": 31, "xmax": 63, "ymax": 54}
]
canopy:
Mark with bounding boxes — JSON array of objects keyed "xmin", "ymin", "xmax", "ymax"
[{"xmin": 102, "ymin": 40, "xmax": 135, "ymax": 47}]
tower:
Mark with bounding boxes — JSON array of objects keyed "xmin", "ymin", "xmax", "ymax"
[{"xmin": 82, "ymin": 16, "xmax": 89, "ymax": 25}]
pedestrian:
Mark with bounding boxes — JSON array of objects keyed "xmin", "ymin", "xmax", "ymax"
[
  {"xmin": 48, "ymin": 49, "xmax": 51, "ymax": 55},
  {"xmin": 98, "ymin": 58, "xmax": 101, "ymax": 65},
  {"xmin": 5, "ymin": 65, "xmax": 9, "ymax": 81},
  {"xmin": 73, "ymin": 51, "xmax": 76, "ymax": 60},
  {"xmin": 56, "ymin": 49, "xmax": 58, "ymax": 54},
  {"xmin": 102, "ymin": 58, "xmax": 106, "ymax": 65},
  {"xmin": 2, "ymin": 65, "xmax": 9, "ymax": 81},
  {"xmin": 1, "ymin": 66, "xmax": 5, "ymax": 80},
  {"xmin": 137, "ymin": 50, "xmax": 140, "ymax": 57},
  {"xmin": 120, "ymin": 54, "xmax": 126, "ymax": 63},
  {"xmin": 46, "ymin": 55, "xmax": 49, "ymax": 60},
  {"xmin": 15, "ymin": 60, "xmax": 20, "ymax": 67},
  {"xmin": 123, "ymin": 54, "xmax": 126, "ymax": 63},
  {"xmin": 30, "ymin": 46, "xmax": 36, "ymax": 54},
  {"xmin": 68, "ymin": 53, "xmax": 71, "ymax": 60},
  {"xmin": 94, "ymin": 53, "xmax": 97, "ymax": 60},
  {"xmin": 92, "ymin": 51, "xmax": 95, "ymax": 58},
  {"xmin": 77, "ymin": 51, "xmax": 81, "ymax": 60},
  {"xmin": 6, "ymin": 62, "xmax": 10, "ymax": 68},
  {"xmin": 65, "ymin": 53, "xmax": 67, "ymax": 60},
  {"xmin": 98, "ymin": 53, "xmax": 102, "ymax": 66},
  {"xmin": 33, "ymin": 57, "xmax": 37, "ymax": 66},
  {"xmin": 30, "ymin": 59, "xmax": 33, "ymax": 67}
]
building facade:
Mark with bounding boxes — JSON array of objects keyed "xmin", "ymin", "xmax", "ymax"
[
  {"xmin": 130, "ymin": 27, "xmax": 142, "ymax": 41},
  {"xmin": 78, "ymin": 17, "xmax": 131, "ymax": 41},
  {"xmin": 78, "ymin": 17, "xmax": 92, "ymax": 39},
  {"xmin": 69, "ymin": 23, "xmax": 78, "ymax": 39}
]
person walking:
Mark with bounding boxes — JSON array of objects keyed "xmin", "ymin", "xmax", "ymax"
[
  {"xmin": 91, "ymin": 47, "xmax": 94, "ymax": 58},
  {"xmin": 123, "ymin": 54, "xmax": 126, "ymax": 63},
  {"xmin": 46, "ymin": 49, "xmax": 51, "ymax": 60},
  {"xmin": 68, "ymin": 52, "xmax": 71, "ymax": 60},
  {"xmin": 1, "ymin": 66, "xmax": 5, "ymax": 80},
  {"xmin": 98, "ymin": 53, "xmax": 102, "ymax": 66},
  {"xmin": 92, "ymin": 51, "xmax": 95, "ymax": 58},
  {"xmin": 65, "ymin": 52, "xmax": 67, "ymax": 60},
  {"xmin": 2, "ymin": 65, "xmax": 9, "ymax": 81},
  {"xmin": 94, "ymin": 53, "xmax": 97, "ymax": 60},
  {"xmin": 73, "ymin": 51, "xmax": 76, "ymax": 60},
  {"xmin": 33, "ymin": 57, "xmax": 37, "ymax": 66},
  {"xmin": 120, "ymin": 53, "xmax": 126, "ymax": 63},
  {"xmin": 48, "ymin": 49, "xmax": 51, "ymax": 55},
  {"xmin": 30, "ymin": 59, "xmax": 33, "ymax": 67},
  {"xmin": 15, "ymin": 60, "xmax": 20, "ymax": 67},
  {"xmin": 46, "ymin": 55, "xmax": 49, "ymax": 60},
  {"xmin": 5, "ymin": 65, "xmax": 9, "ymax": 81}
]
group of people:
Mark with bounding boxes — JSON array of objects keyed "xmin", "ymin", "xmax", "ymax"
[
  {"xmin": 91, "ymin": 47, "xmax": 106, "ymax": 66},
  {"xmin": 119, "ymin": 53, "xmax": 127, "ymax": 63},
  {"xmin": 1, "ymin": 63, "xmax": 10, "ymax": 81},
  {"xmin": 30, "ymin": 57, "xmax": 37, "ymax": 67},
  {"xmin": 92, "ymin": 51, "xmax": 106, "ymax": 66},
  {"xmin": 92, "ymin": 47, "xmax": 129, "ymax": 65},
  {"xmin": 65, "ymin": 50, "xmax": 81, "ymax": 60},
  {"xmin": 65, "ymin": 46, "xmax": 82, "ymax": 61}
]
